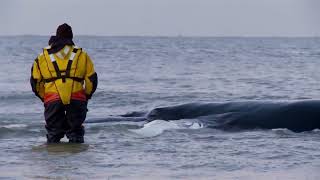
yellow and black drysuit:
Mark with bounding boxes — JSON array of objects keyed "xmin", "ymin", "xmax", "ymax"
[{"xmin": 30, "ymin": 44, "xmax": 98, "ymax": 143}]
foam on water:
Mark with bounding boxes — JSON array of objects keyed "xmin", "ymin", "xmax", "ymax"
[
  {"xmin": 1, "ymin": 124, "xmax": 28, "ymax": 128},
  {"xmin": 130, "ymin": 119, "xmax": 204, "ymax": 137}
]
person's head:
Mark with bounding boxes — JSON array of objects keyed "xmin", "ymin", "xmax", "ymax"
[{"xmin": 56, "ymin": 23, "xmax": 73, "ymax": 39}]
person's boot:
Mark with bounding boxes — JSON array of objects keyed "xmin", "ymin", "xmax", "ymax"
[
  {"xmin": 68, "ymin": 136, "xmax": 84, "ymax": 143},
  {"xmin": 46, "ymin": 134, "xmax": 62, "ymax": 143}
]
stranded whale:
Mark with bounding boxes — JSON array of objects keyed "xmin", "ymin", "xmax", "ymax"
[{"xmin": 86, "ymin": 100, "xmax": 320, "ymax": 132}]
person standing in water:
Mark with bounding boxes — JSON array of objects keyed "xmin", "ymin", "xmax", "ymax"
[{"xmin": 30, "ymin": 23, "xmax": 98, "ymax": 143}]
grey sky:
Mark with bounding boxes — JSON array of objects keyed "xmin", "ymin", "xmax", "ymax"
[{"xmin": 0, "ymin": 0, "xmax": 319, "ymax": 36}]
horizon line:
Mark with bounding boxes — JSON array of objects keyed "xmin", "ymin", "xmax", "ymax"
[{"xmin": 0, "ymin": 34, "xmax": 319, "ymax": 38}]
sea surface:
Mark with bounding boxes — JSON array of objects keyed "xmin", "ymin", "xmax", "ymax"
[{"xmin": 0, "ymin": 36, "xmax": 320, "ymax": 179}]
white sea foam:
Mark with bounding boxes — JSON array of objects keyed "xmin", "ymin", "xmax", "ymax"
[
  {"xmin": 130, "ymin": 119, "xmax": 203, "ymax": 137},
  {"xmin": 1, "ymin": 124, "xmax": 28, "ymax": 128}
]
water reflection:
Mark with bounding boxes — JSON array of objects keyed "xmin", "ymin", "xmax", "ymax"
[{"xmin": 32, "ymin": 142, "xmax": 89, "ymax": 154}]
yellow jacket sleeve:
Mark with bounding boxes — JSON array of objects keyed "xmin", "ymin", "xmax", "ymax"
[
  {"xmin": 84, "ymin": 53, "xmax": 98, "ymax": 99},
  {"xmin": 30, "ymin": 58, "xmax": 44, "ymax": 101}
]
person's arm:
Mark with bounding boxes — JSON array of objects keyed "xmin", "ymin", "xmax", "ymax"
[
  {"xmin": 30, "ymin": 58, "xmax": 44, "ymax": 101},
  {"xmin": 84, "ymin": 54, "xmax": 98, "ymax": 100}
]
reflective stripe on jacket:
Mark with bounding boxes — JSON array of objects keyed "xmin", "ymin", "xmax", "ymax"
[{"xmin": 30, "ymin": 45, "xmax": 98, "ymax": 105}]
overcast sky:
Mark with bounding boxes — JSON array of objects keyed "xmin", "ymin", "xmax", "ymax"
[{"xmin": 0, "ymin": 0, "xmax": 319, "ymax": 36}]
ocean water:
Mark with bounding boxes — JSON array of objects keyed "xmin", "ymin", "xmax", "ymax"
[{"xmin": 0, "ymin": 36, "xmax": 320, "ymax": 179}]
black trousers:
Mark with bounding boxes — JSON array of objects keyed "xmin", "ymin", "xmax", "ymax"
[{"xmin": 44, "ymin": 100, "xmax": 87, "ymax": 143}]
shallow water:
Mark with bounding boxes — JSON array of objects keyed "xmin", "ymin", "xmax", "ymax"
[{"xmin": 0, "ymin": 36, "xmax": 320, "ymax": 179}]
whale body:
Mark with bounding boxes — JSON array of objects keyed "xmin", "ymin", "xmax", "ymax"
[
  {"xmin": 86, "ymin": 100, "xmax": 320, "ymax": 132},
  {"xmin": 147, "ymin": 100, "xmax": 320, "ymax": 132}
]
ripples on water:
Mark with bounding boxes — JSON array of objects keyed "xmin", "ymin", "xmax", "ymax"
[{"xmin": 0, "ymin": 36, "xmax": 320, "ymax": 179}]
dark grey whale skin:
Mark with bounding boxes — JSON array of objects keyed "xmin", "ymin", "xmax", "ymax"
[{"xmin": 87, "ymin": 100, "xmax": 320, "ymax": 132}]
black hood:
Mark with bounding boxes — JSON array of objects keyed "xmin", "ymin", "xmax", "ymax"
[{"xmin": 48, "ymin": 36, "xmax": 74, "ymax": 54}]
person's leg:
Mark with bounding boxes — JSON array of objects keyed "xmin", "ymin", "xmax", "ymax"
[
  {"xmin": 65, "ymin": 100, "xmax": 87, "ymax": 143},
  {"xmin": 44, "ymin": 101, "xmax": 67, "ymax": 143}
]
